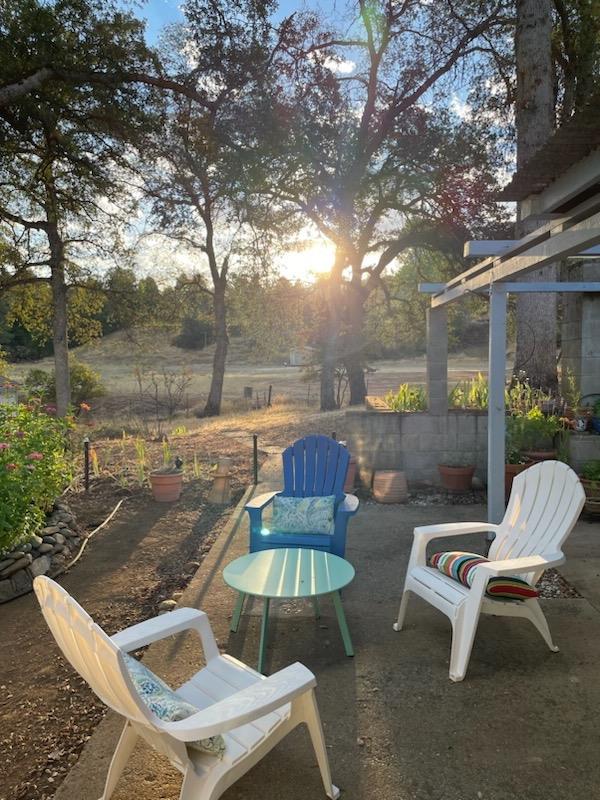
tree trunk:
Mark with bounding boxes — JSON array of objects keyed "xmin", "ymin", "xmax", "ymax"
[
  {"xmin": 47, "ymin": 225, "xmax": 70, "ymax": 416},
  {"xmin": 203, "ymin": 279, "xmax": 228, "ymax": 417},
  {"xmin": 320, "ymin": 270, "xmax": 342, "ymax": 411},
  {"xmin": 514, "ymin": 0, "xmax": 558, "ymax": 392},
  {"xmin": 344, "ymin": 285, "xmax": 367, "ymax": 405}
]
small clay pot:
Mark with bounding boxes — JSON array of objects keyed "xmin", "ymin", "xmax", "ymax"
[
  {"xmin": 372, "ymin": 470, "xmax": 408, "ymax": 503},
  {"xmin": 149, "ymin": 470, "xmax": 183, "ymax": 502},
  {"xmin": 438, "ymin": 464, "xmax": 475, "ymax": 493}
]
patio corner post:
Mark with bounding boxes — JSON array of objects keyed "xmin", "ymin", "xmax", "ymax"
[
  {"xmin": 426, "ymin": 306, "xmax": 448, "ymax": 415},
  {"xmin": 487, "ymin": 284, "xmax": 508, "ymax": 524}
]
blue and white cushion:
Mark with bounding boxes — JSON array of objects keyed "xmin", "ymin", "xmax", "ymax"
[
  {"xmin": 271, "ymin": 495, "xmax": 336, "ymax": 535},
  {"xmin": 123, "ymin": 653, "xmax": 226, "ymax": 758}
]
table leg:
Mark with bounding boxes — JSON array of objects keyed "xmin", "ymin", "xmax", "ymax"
[
  {"xmin": 257, "ymin": 597, "xmax": 270, "ymax": 674},
  {"xmin": 311, "ymin": 595, "xmax": 321, "ymax": 619},
  {"xmin": 230, "ymin": 592, "xmax": 246, "ymax": 632},
  {"xmin": 331, "ymin": 591, "xmax": 354, "ymax": 657}
]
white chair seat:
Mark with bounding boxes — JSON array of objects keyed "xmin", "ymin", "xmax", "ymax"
[
  {"xmin": 394, "ymin": 461, "xmax": 585, "ymax": 681},
  {"xmin": 177, "ymin": 655, "xmax": 291, "ymax": 767}
]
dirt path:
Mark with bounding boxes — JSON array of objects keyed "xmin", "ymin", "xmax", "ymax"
[{"xmin": 0, "ymin": 480, "xmax": 237, "ymax": 800}]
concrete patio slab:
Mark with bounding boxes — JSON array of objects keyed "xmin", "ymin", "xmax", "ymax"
[{"xmin": 54, "ymin": 464, "xmax": 600, "ymax": 800}]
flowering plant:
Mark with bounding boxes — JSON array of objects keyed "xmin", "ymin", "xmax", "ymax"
[{"xmin": 0, "ymin": 403, "xmax": 72, "ymax": 555}]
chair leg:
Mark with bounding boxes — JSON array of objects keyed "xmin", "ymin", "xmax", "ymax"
[
  {"xmin": 99, "ymin": 721, "xmax": 137, "ymax": 800},
  {"xmin": 524, "ymin": 599, "xmax": 559, "ymax": 652},
  {"xmin": 297, "ymin": 691, "xmax": 340, "ymax": 800},
  {"xmin": 393, "ymin": 588, "xmax": 411, "ymax": 632},
  {"xmin": 449, "ymin": 604, "xmax": 481, "ymax": 683},
  {"xmin": 179, "ymin": 765, "xmax": 212, "ymax": 800}
]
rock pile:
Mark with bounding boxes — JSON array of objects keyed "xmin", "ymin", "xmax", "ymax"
[{"xmin": 0, "ymin": 502, "xmax": 83, "ymax": 603}]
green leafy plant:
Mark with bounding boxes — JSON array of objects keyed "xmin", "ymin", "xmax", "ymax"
[
  {"xmin": 162, "ymin": 437, "xmax": 172, "ymax": 468},
  {"xmin": 563, "ymin": 369, "xmax": 582, "ymax": 411},
  {"xmin": 507, "ymin": 407, "xmax": 562, "ymax": 454},
  {"xmin": 449, "ymin": 372, "xmax": 488, "ymax": 409},
  {"xmin": 385, "ymin": 383, "xmax": 427, "ymax": 412},
  {"xmin": 24, "ymin": 359, "xmax": 105, "ymax": 407},
  {"xmin": 593, "ymin": 399, "xmax": 600, "ymax": 417},
  {"xmin": 582, "ymin": 460, "xmax": 600, "ymax": 482},
  {"xmin": 0, "ymin": 403, "xmax": 72, "ymax": 554}
]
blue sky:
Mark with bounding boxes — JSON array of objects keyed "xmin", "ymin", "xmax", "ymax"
[{"xmin": 138, "ymin": 0, "xmax": 328, "ymax": 42}]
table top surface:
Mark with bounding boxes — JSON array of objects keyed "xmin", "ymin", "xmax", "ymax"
[{"xmin": 223, "ymin": 548, "xmax": 355, "ymax": 599}]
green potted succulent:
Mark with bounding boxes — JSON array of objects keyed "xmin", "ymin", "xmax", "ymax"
[{"xmin": 580, "ymin": 460, "xmax": 600, "ymax": 515}]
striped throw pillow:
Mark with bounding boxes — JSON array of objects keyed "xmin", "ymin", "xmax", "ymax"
[{"xmin": 430, "ymin": 551, "xmax": 539, "ymax": 601}]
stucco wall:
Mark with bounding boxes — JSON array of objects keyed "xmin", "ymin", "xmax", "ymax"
[{"xmin": 345, "ymin": 407, "xmax": 488, "ymax": 489}]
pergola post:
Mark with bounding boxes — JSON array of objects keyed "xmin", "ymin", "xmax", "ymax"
[
  {"xmin": 426, "ymin": 306, "xmax": 448, "ymax": 415},
  {"xmin": 488, "ymin": 284, "xmax": 507, "ymax": 524}
]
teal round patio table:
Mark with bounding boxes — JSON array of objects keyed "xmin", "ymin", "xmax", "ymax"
[{"xmin": 223, "ymin": 548, "xmax": 355, "ymax": 673}]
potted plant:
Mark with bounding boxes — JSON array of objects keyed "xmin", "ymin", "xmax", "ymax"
[
  {"xmin": 438, "ymin": 461, "xmax": 475, "ymax": 493},
  {"xmin": 150, "ymin": 443, "xmax": 183, "ymax": 502},
  {"xmin": 518, "ymin": 407, "xmax": 562, "ymax": 462},
  {"xmin": 580, "ymin": 460, "xmax": 600, "ymax": 515},
  {"xmin": 504, "ymin": 447, "xmax": 530, "ymax": 501}
]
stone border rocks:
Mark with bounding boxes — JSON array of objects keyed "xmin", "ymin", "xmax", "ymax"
[{"xmin": 0, "ymin": 502, "xmax": 84, "ymax": 603}]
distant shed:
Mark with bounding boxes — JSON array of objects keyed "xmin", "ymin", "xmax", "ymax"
[{"xmin": 288, "ymin": 346, "xmax": 316, "ymax": 366}]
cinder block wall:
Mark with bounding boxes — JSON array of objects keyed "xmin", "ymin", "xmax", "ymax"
[{"xmin": 345, "ymin": 408, "xmax": 488, "ymax": 489}]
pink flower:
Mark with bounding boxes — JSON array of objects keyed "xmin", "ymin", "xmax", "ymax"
[
  {"xmin": 27, "ymin": 452, "xmax": 44, "ymax": 461},
  {"xmin": 0, "ymin": 443, "xmax": 9, "ymax": 450},
  {"xmin": 5, "ymin": 463, "xmax": 18, "ymax": 470}
]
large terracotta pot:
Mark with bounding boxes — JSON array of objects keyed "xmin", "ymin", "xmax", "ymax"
[
  {"xmin": 438, "ymin": 464, "xmax": 475, "ymax": 493},
  {"xmin": 149, "ymin": 470, "xmax": 183, "ymax": 502},
  {"xmin": 372, "ymin": 470, "xmax": 408, "ymax": 503},
  {"xmin": 505, "ymin": 462, "xmax": 529, "ymax": 501},
  {"xmin": 344, "ymin": 456, "xmax": 357, "ymax": 493}
]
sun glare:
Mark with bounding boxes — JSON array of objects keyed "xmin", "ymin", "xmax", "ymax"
[{"xmin": 280, "ymin": 242, "xmax": 335, "ymax": 282}]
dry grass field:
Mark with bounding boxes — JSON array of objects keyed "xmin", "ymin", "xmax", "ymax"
[{"xmin": 9, "ymin": 327, "xmax": 489, "ymax": 421}]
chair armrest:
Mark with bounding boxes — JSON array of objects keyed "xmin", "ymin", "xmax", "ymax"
[
  {"xmin": 479, "ymin": 552, "xmax": 565, "ymax": 578},
  {"xmin": 408, "ymin": 523, "xmax": 500, "ymax": 570},
  {"xmin": 245, "ymin": 491, "xmax": 280, "ymax": 511},
  {"xmin": 111, "ymin": 607, "xmax": 219, "ymax": 661},
  {"xmin": 338, "ymin": 493, "xmax": 359, "ymax": 515},
  {"xmin": 164, "ymin": 662, "xmax": 316, "ymax": 740}
]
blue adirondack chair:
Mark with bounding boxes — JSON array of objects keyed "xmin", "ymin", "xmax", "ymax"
[{"xmin": 245, "ymin": 435, "xmax": 359, "ymax": 557}]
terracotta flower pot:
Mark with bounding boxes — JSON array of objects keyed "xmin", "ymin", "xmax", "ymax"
[
  {"xmin": 372, "ymin": 470, "xmax": 408, "ymax": 503},
  {"xmin": 344, "ymin": 456, "xmax": 357, "ymax": 493},
  {"xmin": 149, "ymin": 470, "xmax": 183, "ymax": 502},
  {"xmin": 438, "ymin": 464, "xmax": 475, "ymax": 493}
]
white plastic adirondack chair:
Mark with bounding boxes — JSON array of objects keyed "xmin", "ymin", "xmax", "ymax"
[
  {"xmin": 33, "ymin": 576, "xmax": 339, "ymax": 800},
  {"xmin": 393, "ymin": 461, "xmax": 585, "ymax": 682}
]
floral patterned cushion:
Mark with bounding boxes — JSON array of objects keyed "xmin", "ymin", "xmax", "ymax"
[
  {"xmin": 123, "ymin": 653, "xmax": 226, "ymax": 758},
  {"xmin": 271, "ymin": 495, "xmax": 336, "ymax": 535}
]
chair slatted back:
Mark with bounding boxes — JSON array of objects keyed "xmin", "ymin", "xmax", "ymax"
[
  {"xmin": 282, "ymin": 435, "xmax": 349, "ymax": 501},
  {"xmin": 34, "ymin": 576, "xmax": 151, "ymax": 726},
  {"xmin": 490, "ymin": 461, "xmax": 585, "ymax": 568}
]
